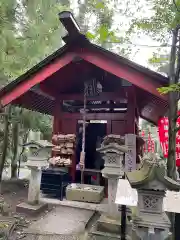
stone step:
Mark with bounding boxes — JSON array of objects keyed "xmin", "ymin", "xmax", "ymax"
[
  {"xmin": 89, "ymin": 230, "xmax": 132, "ymax": 240},
  {"xmin": 96, "ymin": 214, "xmax": 131, "ymax": 235}
]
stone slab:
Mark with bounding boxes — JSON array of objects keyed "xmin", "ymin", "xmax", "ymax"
[
  {"xmin": 41, "ymin": 197, "xmax": 108, "ymax": 212},
  {"xmin": 40, "ymin": 197, "xmax": 132, "ymax": 217},
  {"xmin": 25, "ymin": 206, "xmax": 94, "ymax": 235},
  {"xmin": 16, "ymin": 202, "xmax": 48, "ymax": 215}
]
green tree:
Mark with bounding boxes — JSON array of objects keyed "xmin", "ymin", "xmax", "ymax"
[
  {"xmin": 0, "ymin": 0, "xmax": 68, "ymax": 179},
  {"xmin": 127, "ymin": 0, "xmax": 180, "ymax": 92}
]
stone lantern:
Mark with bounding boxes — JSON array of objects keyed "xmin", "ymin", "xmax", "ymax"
[
  {"xmin": 17, "ymin": 140, "xmax": 53, "ymax": 214},
  {"xmin": 97, "ymin": 142, "xmax": 128, "ymax": 215},
  {"xmin": 126, "ymin": 154, "xmax": 180, "ymax": 239},
  {"xmin": 89, "ymin": 136, "xmax": 132, "ymax": 239},
  {"xmin": 25, "ymin": 140, "xmax": 53, "ymax": 204},
  {"xmin": 25, "ymin": 140, "xmax": 53, "ymax": 167}
]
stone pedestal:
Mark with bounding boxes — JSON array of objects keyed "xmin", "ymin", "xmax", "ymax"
[
  {"xmin": 107, "ymin": 178, "xmax": 119, "ymax": 216},
  {"xmin": 27, "ymin": 166, "xmax": 42, "ymax": 205},
  {"xmin": 16, "ymin": 162, "xmax": 48, "ymax": 215}
]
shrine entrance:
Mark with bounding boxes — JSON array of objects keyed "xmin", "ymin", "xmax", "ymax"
[{"xmin": 76, "ymin": 120, "xmax": 107, "ymax": 185}]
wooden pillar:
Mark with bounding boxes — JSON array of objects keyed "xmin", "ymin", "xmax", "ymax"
[
  {"xmin": 71, "ymin": 116, "xmax": 77, "ymax": 182},
  {"xmin": 126, "ymin": 86, "xmax": 136, "ymax": 134},
  {"xmin": 53, "ymin": 100, "xmax": 62, "ymax": 134},
  {"xmin": 52, "ymin": 100, "xmax": 62, "ymax": 156},
  {"xmin": 107, "ymin": 120, "xmax": 111, "ymax": 135}
]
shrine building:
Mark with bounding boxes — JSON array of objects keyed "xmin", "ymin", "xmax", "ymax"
[{"xmin": 0, "ymin": 12, "xmax": 169, "ymax": 182}]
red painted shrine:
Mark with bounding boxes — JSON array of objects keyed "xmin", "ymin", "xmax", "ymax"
[{"xmin": 0, "ymin": 12, "xmax": 169, "ymax": 182}]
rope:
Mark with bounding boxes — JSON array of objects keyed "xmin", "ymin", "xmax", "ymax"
[
  {"xmin": 80, "ymin": 82, "xmax": 87, "ymax": 183},
  {"xmin": 82, "ymin": 82, "xmax": 87, "ymax": 154}
]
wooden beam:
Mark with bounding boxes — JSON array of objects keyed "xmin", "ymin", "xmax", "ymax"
[
  {"xmin": 52, "ymin": 99, "xmax": 62, "ymax": 135},
  {"xmin": 62, "ymin": 112, "xmax": 126, "ymax": 120},
  {"xmin": 76, "ymin": 47, "xmax": 167, "ymax": 100},
  {"xmin": 60, "ymin": 91, "xmax": 126, "ymax": 101},
  {"xmin": 64, "ymin": 103, "xmax": 127, "ymax": 109},
  {"xmin": 39, "ymin": 84, "xmax": 57, "ymax": 98},
  {"xmin": 40, "ymin": 84, "xmax": 127, "ymax": 101},
  {"xmin": 63, "ymin": 110, "xmax": 127, "ymax": 114},
  {"xmin": 1, "ymin": 52, "xmax": 76, "ymax": 106},
  {"xmin": 59, "ymin": 11, "xmax": 80, "ymax": 37}
]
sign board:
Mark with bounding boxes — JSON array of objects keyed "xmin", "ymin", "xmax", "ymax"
[
  {"xmin": 115, "ymin": 180, "xmax": 180, "ymax": 213},
  {"xmin": 115, "ymin": 179, "xmax": 138, "ymax": 207},
  {"xmin": 163, "ymin": 190, "xmax": 180, "ymax": 213},
  {"xmin": 125, "ymin": 134, "xmax": 136, "ymax": 172}
]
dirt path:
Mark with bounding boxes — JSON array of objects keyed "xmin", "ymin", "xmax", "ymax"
[
  {"xmin": 0, "ymin": 179, "xmax": 53, "ymax": 239},
  {"xmin": 0, "ymin": 179, "xmax": 97, "ymax": 240}
]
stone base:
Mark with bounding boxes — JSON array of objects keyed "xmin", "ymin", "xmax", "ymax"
[
  {"xmin": 89, "ymin": 228, "xmax": 132, "ymax": 240},
  {"xmin": 97, "ymin": 214, "xmax": 122, "ymax": 234},
  {"xmin": 89, "ymin": 230, "xmax": 121, "ymax": 240},
  {"xmin": 88, "ymin": 214, "xmax": 132, "ymax": 240},
  {"xmin": 16, "ymin": 202, "xmax": 48, "ymax": 215},
  {"xmin": 97, "ymin": 214, "xmax": 132, "ymax": 234}
]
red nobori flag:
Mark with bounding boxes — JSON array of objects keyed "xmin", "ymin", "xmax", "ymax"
[
  {"xmin": 158, "ymin": 114, "xmax": 180, "ymax": 166},
  {"xmin": 147, "ymin": 132, "xmax": 155, "ymax": 153},
  {"xmin": 141, "ymin": 131, "xmax": 155, "ymax": 153}
]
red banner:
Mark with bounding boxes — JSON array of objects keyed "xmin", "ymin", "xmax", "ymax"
[
  {"xmin": 158, "ymin": 115, "xmax": 180, "ymax": 166},
  {"xmin": 141, "ymin": 131, "xmax": 155, "ymax": 153},
  {"xmin": 147, "ymin": 132, "xmax": 155, "ymax": 153}
]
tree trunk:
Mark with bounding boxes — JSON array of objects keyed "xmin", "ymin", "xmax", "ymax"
[
  {"xmin": 167, "ymin": 27, "xmax": 180, "ymax": 238},
  {"xmin": 167, "ymin": 28, "xmax": 179, "ymax": 180},
  {"xmin": 17, "ymin": 129, "xmax": 29, "ymax": 177},
  {"xmin": 0, "ymin": 105, "xmax": 12, "ymax": 182},
  {"xmin": 11, "ymin": 121, "xmax": 19, "ymax": 179}
]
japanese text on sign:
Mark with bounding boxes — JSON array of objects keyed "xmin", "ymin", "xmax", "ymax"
[{"xmin": 125, "ymin": 134, "xmax": 136, "ymax": 172}]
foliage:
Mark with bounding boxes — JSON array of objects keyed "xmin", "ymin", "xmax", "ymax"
[
  {"xmin": 128, "ymin": 0, "xmax": 180, "ymax": 42},
  {"xmin": 141, "ymin": 119, "xmax": 154, "ymax": 129},
  {"xmin": 0, "ymin": 0, "xmax": 66, "ymax": 178},
  {"xmin": 78, "ymin": 0, "xmax": 130, "ymax": 52},
  {"xmin": 158, "ymin": 83, "xmax": 180, "ymax": 94},
  {"xmin": 127, "ymin": 0, "xmax": 180, "ymax": 96}
]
